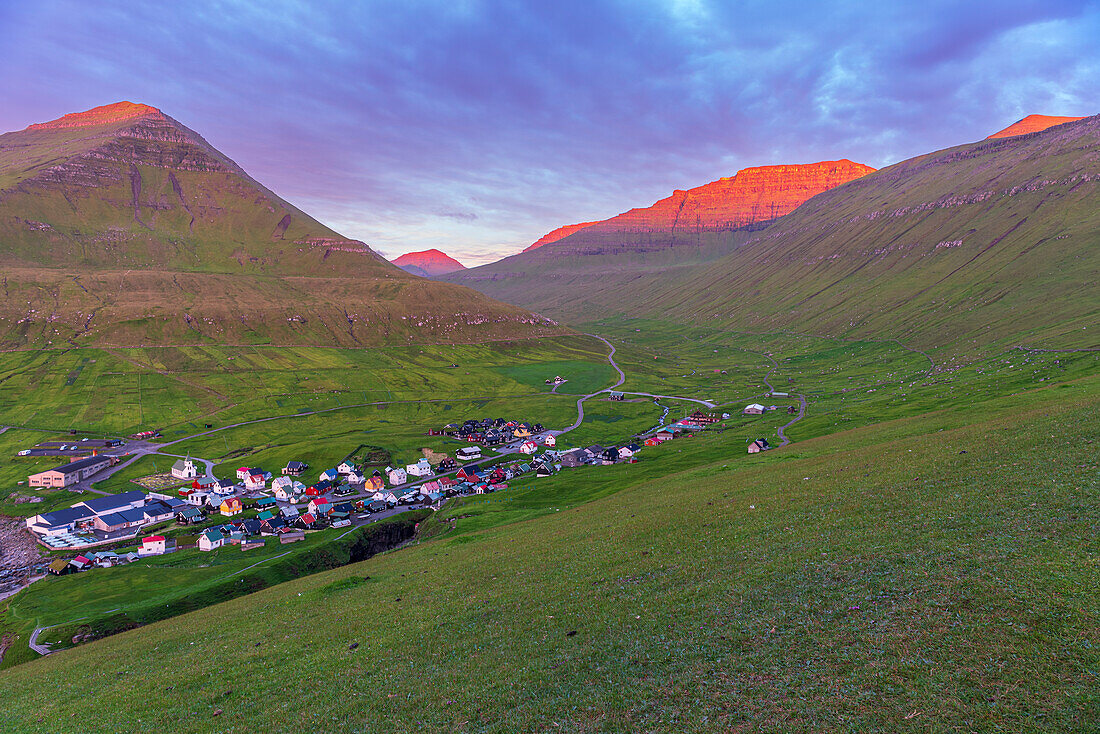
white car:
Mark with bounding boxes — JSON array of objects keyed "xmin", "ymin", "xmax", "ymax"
[{"xmin": 17, "ymin": 449, "xmax": 30, "ymax": 456}]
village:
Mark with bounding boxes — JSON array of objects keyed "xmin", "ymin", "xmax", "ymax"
[{"xmin": 15, "ymin": 402, "xmax": 785, "ymax": 579}]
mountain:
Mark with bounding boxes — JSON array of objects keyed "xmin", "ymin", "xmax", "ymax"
[
  {"xmin": 0, "ymin": 102, "xmax": 563, "ymax": 347},
  {"xmin": 455, "ymin": 115, "xmax": 1100, "ymax": 350},
  {"xmin": 391, "ymin": 248, "xmax": 466, "ymax": 276},
  {"xmin": 987, "ymin": 114, "xmax": 1085, "ymax": 139},
  {"xmin": 524, "ymin": 221, "xmax": 599, "ymax": 251},
  {"xmin": 443, "ymin": 160, "xmax": 874, "ymax": 317}
]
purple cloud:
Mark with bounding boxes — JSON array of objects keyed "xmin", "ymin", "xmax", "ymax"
[{"xmin": 0, "ymin": 0, "xmax": 1096, "ymax": 262}]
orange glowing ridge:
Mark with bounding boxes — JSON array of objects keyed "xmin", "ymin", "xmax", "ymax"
[{"xmin": 27, "ymin": 101, "xmax": 161, "ymax": 130}]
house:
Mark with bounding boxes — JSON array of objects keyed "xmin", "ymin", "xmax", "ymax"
[
  {"xmin": 748, "ymin": 438, "xmax": 771, "ymax": 454},
  {"xmin": 296, "ymin": 513, "xmax": 317, "ymax": 529},
  {"xmin": 256, "ymin": 496, "xmax": 278, "ymax": 510},
  {"xmin": 241, "ymin": 519, "xmax": 262, "ymax": 536},
  {"xmin": 536, "ymin": 464, "xmax": 555, "ymax": 478},
  {"xmin": 243, "ymin": 472, "xmax": 267, "ymax": 491},
  {"xmin": 309, "ymin": 497, "xmax": 332, "ymax": 516},
  {"xmin": 306, "ymin": 479, "xmax": 332, "ymax": 497},
  {"xmin": 198, "ymin": 528, "xmax": 225, "ymax": 552},
  {"xmin": 236, "ymin": 467, "xmax": 253, "ymax": 481},
  {"xmin": 386, "ymin": 467, "xmax": 407, "ymax": 486},
  {"xmin": 518, "ymin": 440, "xmax": 538, "ymax": 455},
  {"xmin": 456, "ymin": 446, "xmax": 482, "ymax": 462},
  {"xmin": 320, "ymin": 468, "xmax": 339, "ymax": 483},
  {"xmin": 406, "ymin": 459, "xmax": 433, "ymax": 478},
  {"xmin": 177, "ymin": 506, "xmax": 205, "ymax": 524},
  {"xmin": 140, "ymin": 535, "xmax": 167, "ymax": 555},
  {"xmin": 419, "ymin": 480, "xmax": 442, "ymax": 497},
  {"xmin": 543, "ymin": 434, "xmax": 556, "ymax": 447},
  {"xmin": 192, "ymin": 476, "xmax": 219, "ymax": 492},
  {"xmin": 583, "ymin": 445, "xmax": 606, "ymax": 460},
  {"xmin": 242, "ymin": 538, "xmax": 265, "ymax": 551},
  {"xmin": 367, "ymin": 500, "xmax": 388, "ymax": 513},
  {"xmin": 280, "ymin": 504, "xmax": 300, "ymax": 520},
  {"xmin": 171, "ymin": 456, "xmax": 199, "ymax": 481},
  {"xmin": 618, "ymin": 443, "xmax": 641, "ymax": 459},
  {"xmin": 424, "ymin": 491, "xmax": 444, "ymax": 504},
  {"xmin": 558, "ymin": 449, "xmax": 587, "ymax": 468},
  {"xmin": 283, "ymin": 461, "xmax": 309, "ymax": 476},
  {"xmin": 185, "ymin": 490, "xmax": 209, "ymax": 507},
  {"xmin": 70, "ymin": 555, "xmax": 92, "ymax": 571},
  {"xmin": 601, "ymin": 448, "xmax": 620, "ymax": 463},
  {"xmin": 608, "ymin": 391, "xmax": 625, "ymax": 401},
  {"xmin": 260, "ymin": 517, "xmax": 286, "ymax": 535},
  {"xmin": 365, "ymin": 471, "xmax": 385, "ymax": 491},
  {"xmin": 219, "ymin": 497, "xmax": 244, "ymax": 517},
  {"xmin": 280, "ymin": 530, "xmax": 306, "ymax": 544},
  {"xmin": 437, "ymin": 457, "xmax": 458, "ymax": 472},
  {"xmin": 688, "ymin": 410, "xmax": 719, "ymax": 425},
  {"xmin": 513, "ymin": 425, "xmax": 532, "ymax": 439},
  {"xmin": 644, "ymin": 437, "xmax": 661, "ymax": 447},
  {"xmin": 271, "ymin": 477, "xmax": 298, "ymax": 501},
  {"xmin": 29, "ymin": 455, "xmax": 114, "ymax": 488},
  {"xmin": 743, "ymin": 403, "xmax": 766, "ymax": 415},
  {"xmin": 48, "ymin": 559, "xmax": 72, "ymax": 575}
]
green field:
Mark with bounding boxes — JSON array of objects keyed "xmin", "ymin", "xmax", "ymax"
[{"xmin": 0, "ymin": 320, "xmax": 1096, "ymax": 730}]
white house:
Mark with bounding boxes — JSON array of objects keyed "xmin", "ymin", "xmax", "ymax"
[
  {"xmin": 236, "ymin": 467, "xmax": 252, "ymax": 481},
  {"xmin": 387, "ymin": 467, "xmax": 407, "ymax": 486},
  {"xmin": 518, "ymin": 440, "xmax": 538, "ymax": 455},
  {"xmin": 743, "ymin": 403, "xmax": 766, "ymax": 415},
  {"xmin": 198, "ymin": 528, "xmax": 225, "ymax": 552},
  {"xmin": 373, "ymin": 488, "xmax": 401, "ymax": 504},
  {"xmin": 186, "ymin": 490, "xmax": 209, "ymax": 507},
  {"xmin": 618, "ymin": 444, "xmax": 641, "ymax": 459},
  {"xmin": 140, "ymin": 535, "xmax": 167, "ymax": 555},
  {"xmin": 346, "ymin": 471, "xmax": 365, "ymax": 484},
  {"xmin": 308, "ymin": 497, "xmax": 331, "ymax": 516},
  {"xmin": 171, "ymin": 456, "xmax": 198, "ymax": 481},
  {"xmin": 272, "ymin": 477, "xmax": 298, "ymax": 502},
  {"xmin": 337, "ymin": 461, "xmax": 358, "ymax": 475},
  {"xmin": 406, "ymin": 458, "xmax": 434, "ymax": 478},
  {"xmin": 243, "ymin": 472, "xmax": 267, "ymax": 491},
  {"xmin": 543, "ymin": 434, "xmax": 557, "ymax": 447}
]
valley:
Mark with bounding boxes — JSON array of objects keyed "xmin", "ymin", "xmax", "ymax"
[{"xmin": 0, "ymin": 95, "xmax": 1095, "ymax": 733}]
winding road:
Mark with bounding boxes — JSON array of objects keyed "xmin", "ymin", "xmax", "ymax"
[{"xmin": 557, "ymin": 335, "xmax": 626, "ymax": 435}]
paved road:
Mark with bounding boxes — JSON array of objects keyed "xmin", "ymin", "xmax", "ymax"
[
  {"xmin": 618, "ymin": 391, "xmax": 715, "ymax": 408},
  {"xmin": 559, "ymin": 335, "xmax": 626, "ymax": 436},
  {"xmin": 775, "ymin": 393, "xmax": 807, "ymax": 448}
]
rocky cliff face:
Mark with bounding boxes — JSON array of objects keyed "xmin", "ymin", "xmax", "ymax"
[
  {"xmin": 26, "ymin": 101, "xmax": 160, "ymax": 130},
  {"xmin": 987, "ymin": 114, "xmax": 1085, "ymax": 139},
  {"xmin": 524, "ymin": 221, "xmax": 599, "ymax": 251},
  {"xmin": 583, "ymin": 160, "xmax": 875, "ymax": 235},
  {"xmin": 392, "ymin": 248, "xmax": 466, "ymax": 276}
]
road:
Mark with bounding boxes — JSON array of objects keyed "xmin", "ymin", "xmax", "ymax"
[{"xmin": 558, "ymin": 335, "xmax": 626, "ymax": 435}]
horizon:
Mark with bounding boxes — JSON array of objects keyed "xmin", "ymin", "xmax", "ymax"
[{"xmin": 1, "ymin": 1, "xmax": 1096, "ymax": 265}]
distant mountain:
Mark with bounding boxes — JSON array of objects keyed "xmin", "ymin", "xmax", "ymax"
[
  {"xmin": 455, "ymin": 115, "xmax": 1100, "ymax": 350},
  {"xmin": 0, "ymin": 102, "xmax": 563, "ymax": 347},
  {"xmin": 392, "ymin": 249, "xmax": 466, "ymax": 276},
  {"xmin": 987, "ymin": 114, "xmax": 1085, "ymax": 139},
  {"xmin": 444, "ymin": 160, "xmax": 874, "ymax": 315},
  {"xmin": 524, "ymin": 221, "xmax": 599, "ymax": 252}
]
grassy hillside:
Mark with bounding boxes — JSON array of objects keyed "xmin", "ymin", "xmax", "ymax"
[
  {"xmin": 0, "ymin": 103, "xmax": 563, "ymax": 347},
  {"xmin": 450, "ymin": 116, "xmax": 1100, "ymax": 352},
  {"xmin": 0, "ymin": 367, "xmax": 1095, "ymax": 731}
]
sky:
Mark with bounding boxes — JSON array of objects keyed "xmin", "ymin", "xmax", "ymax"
[{"xmin": 0, "ymin": 1, "xmax": 1097, "ymax": 265}]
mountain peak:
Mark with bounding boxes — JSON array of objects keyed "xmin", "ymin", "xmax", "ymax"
[
  {"xmin": 986, "ymin": 114, "xmax": 1085, "ymax": 139},
  {"xmin": 392, "ymin": 249, "xmax": 466, "ymax": 276},
  {"xmin": 26, "ymin": 101, "xmax": 162, "ymax": 131}
]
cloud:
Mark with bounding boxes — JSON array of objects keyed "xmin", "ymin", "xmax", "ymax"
[{"xmin": 1, "ymin": 0, "xmax": 1097, "ymax": 262}]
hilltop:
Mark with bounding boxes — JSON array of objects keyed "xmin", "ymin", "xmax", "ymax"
[
  {"xmin": 523, "ymin": 221, "xmax": 599, "ymax": 251},
  {"xmin": 0, "ymin": 103, "xmax": 563, "ymax": 347},
  {"xmin": 987, "ymin": 113, "xmax": 1085, "ymax": 138},
  {"xmin": 391, "ymin": 249, "xmax": 466, "ymax": 276}
]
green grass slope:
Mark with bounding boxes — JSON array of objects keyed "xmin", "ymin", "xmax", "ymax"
[
  {"xmin": 0, "ymin": 373, "xmax": 1095, "ymax": 732},
  {"xmin": 451, "ymin": 116, "xmax": 1100, "ymax": 352},
  {"xmin": 0, "ymin": 103, "xmax": 565, "ymax": 347}
]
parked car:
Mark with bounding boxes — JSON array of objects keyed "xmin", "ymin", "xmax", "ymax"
[{"xmin": 17, "ymin": 450, "xmax": 30, "ymax": 456}]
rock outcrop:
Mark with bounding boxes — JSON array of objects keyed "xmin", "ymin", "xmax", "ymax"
[
  {"xmin": 987, "ymin": 114, "xmax": 1085, "ymax": 139},
  {"xmin": 581, "ymin": 160, "xmax": 875, "ymax": 235}
]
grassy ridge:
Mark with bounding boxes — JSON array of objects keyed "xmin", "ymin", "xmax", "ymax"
[{"xmin": 0, "ymin": 372, "xmax": 1095, "ymax": 731}]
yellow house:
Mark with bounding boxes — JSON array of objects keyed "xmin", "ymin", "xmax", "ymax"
[
  {"xmin": 513, "ymin": 426, "xmax": 532, "ymax": 439},
  {"xmin": 220, "ymin": 497, "xmax": 243, "ymax": 517}
]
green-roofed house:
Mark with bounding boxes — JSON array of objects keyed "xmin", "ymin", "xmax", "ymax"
[{"xmin": 198, "ymin": 528, "xmax": 224, "ymax": 552}]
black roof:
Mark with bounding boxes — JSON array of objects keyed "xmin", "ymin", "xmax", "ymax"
[{"xmin": 48, "ymin": 455, "xmax": 112, "ymax": 474}]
